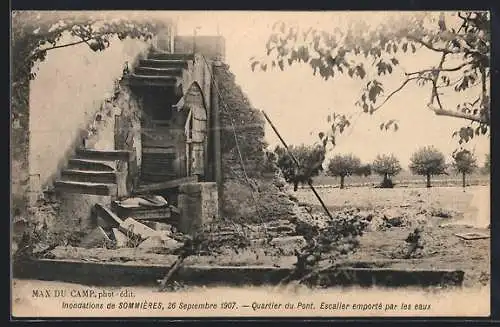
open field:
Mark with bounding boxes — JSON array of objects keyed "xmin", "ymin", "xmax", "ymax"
[
  {"xmin": 309, "ymin": 172, "xmax": 490, "ymax": 189},
  {"xmin": 295, "ymin": 185, "xmax": 490, "ymax": 288}
]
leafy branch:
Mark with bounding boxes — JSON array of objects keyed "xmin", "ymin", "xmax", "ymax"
[{"xmin": 251, "ymin": 11, "xmax": 491, "ymax": 145}]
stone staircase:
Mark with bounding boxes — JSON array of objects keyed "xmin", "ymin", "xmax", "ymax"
[
  {"xmin": 126, "ymin": 52, "xmax": 195, "ymax": 88},
  {"xmin": 124, "ymin": 51, "xmax": 198, "ymax": 185},
  {"xmin": 54, "ymin": 149, "xmax": 133, "ymax": 198},
  {"xmin": 51, "ymin": 50, "xmax": 214, "ymax": 233}
]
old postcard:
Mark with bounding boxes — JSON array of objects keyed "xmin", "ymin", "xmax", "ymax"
[{"xmin": 11, "ymin": 10, "xmax": 491, "ymax": 318}]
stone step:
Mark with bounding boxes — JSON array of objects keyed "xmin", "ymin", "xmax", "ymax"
[
  {"xmin": 61, "ymin": 169, "xmax": 117, "ymax": 184},
  {"xmin": 134, "ymin": 66, "xmax": 183, "ymax": 77},
  {"xmin": 139, "ymin": 59, "xmax": 189, "ymax": 69},
  {"xmin": 129, "ymin": 74, "xmax": 178, "ymax": 82},
  {"xmin": 75, "ymin": 149, "xmax": 132, "ymax": 162},
  {"xmin": 148, "ymin": 52, "xmax": 195, "ymax": 61},
  {"xmin": 54, "ymin": 180, "xmax": 117, "ymax": 196},
  {"xmin": 67, "ymin": 158, "xmax": 117, "ymax": 171},
  {"xmin": 126, "ymin": 74, "xmax": 180, "ymax": 87}
]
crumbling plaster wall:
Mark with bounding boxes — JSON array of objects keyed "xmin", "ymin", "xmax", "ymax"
[{"xmin": 28, "ymin": 34, "xmax": 150, "ymax": 200}]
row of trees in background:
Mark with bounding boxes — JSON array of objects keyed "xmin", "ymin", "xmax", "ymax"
[{"xmin": 270, "ymin": 144, "xmax": 489, "ymax": 190}]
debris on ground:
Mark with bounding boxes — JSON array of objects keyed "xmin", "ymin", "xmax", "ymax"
[
  {"xmin": 79, "ymin": 227, "xmax": 113, "ymax": 249},
  {"xmin": 112, "ymin": 195, "xmax": 173, "ymax": 222},
  {"xmin": 269, "ymin": 236, "xmax": 307, "ymax": 255},
  {"xmin": 137, "ymin": 233, "xmax": 183, "ymax": 251},
  {"xmin": 119, "ymin": 217, "xmax": 159, "ymax": 241},
  {"xmin": 143, "ymin": 221, "xmax": 175, "ymax": 233},
  {"xmin": 429, "ymin": 207, "xmax": 454, "ymax": 218},
  {"xmin": 111, "ymin": 228, "xmax": 128, "ymax": 248},
  {"xmin": 454, "ymin": 232, "xmax": 490, "ymax": 240},
  {"xmin": 264, "ymin": 219, "xmax": 296, "ymax": 236},
  {"xmin": 404, "ymin": 227, "xmax": 424, "ymax": 258}
]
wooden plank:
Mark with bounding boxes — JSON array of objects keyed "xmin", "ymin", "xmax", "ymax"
[
  {"xmin": 135, "ymin": 176, "xmax": 198, "ymax": 193},
  {"xmin": 95, "ymin": 203, "xmax": 124, "ymax": 226},
  {"xmin": 454, "ymin": 232, "xmax": 490, "ymax": 240}
]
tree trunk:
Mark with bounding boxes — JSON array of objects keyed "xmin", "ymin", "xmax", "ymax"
[
  {"xmin": 11, "ymin": 76, "xmax": 31, "ymax": 218},
  {"xmin": 462, "ymin": 172, "xmax": 466, "ymax": 188},
  {"xmin": 426, "ymin": 173, "xmax": 431, "ymax": 188},
  {"xmin": 340, "ymin": 175, "xmax": 345, "ymax": 189}
]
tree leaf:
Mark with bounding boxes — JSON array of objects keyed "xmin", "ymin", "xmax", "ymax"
[
  {"xmin": 278, "ymin": 59, "xmax": 284, "ymax": 71},
  {"xmin": 251, "ymin": 61, "xmax": 260, "ymax": 72},
  {"xmin": 356, "ymin": 65, "xmax": 366, "ymax": 79}
]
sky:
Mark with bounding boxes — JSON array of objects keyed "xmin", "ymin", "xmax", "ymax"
[{"xmin": 171, "ymin": 11, "xmax": 489, "ymax": 167}]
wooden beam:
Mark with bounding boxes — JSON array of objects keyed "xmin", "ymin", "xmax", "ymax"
[
  {"xmin": 94, "ymin": 203, "xmax": 123, "ymax": 227},
  {"xmin": 210, "ymin": 64, "xmax": 223, "ymax": 216},
  {"xmin": 134, "ymin": 176, "xmax": 199, "ymax": 194}
]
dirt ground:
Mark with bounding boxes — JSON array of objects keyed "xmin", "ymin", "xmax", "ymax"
[
  {"xmin": 295, "ymin": 185, "xmax": 490, "ymax": 288},
  {"xmin": 34, "ymin": 185, "xmax": 490, "ymax": 289}
]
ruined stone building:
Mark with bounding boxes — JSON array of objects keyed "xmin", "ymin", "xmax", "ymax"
[
  {"xmin": 12, "ymin": 20, "xmax": 228, "ymax": 235},
  {"xmin": 11, "ymin": 15, "xmax": 294, "ymax": 240}
]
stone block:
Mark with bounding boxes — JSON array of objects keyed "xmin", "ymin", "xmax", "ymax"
[
  {"xmin": 56, "ymin": 193, "xmax": 112, "ymax": 233},
  {"xmin": 178, "ymin": 182, "xmax": 218, "ymax": 235},
  {"xmin": 137, "ymin": 232, "xmax": 183, "ymax": 251},
  {"xmin": 269, "ymin": 236, "xmax": 307, "ymax": 256},
  {"xmin": 80, "ymin": 227, "xmax": 112, "ymax": 248},
  {"xmin": 112, "ymin": 228, "xmax": 129, "ymax": 248},
  {"xmin": 119, "ymin": 217, "xmax": 158, "ymax": 241},
  {"xmin": 143, "ymin": 221, "xmax": 174, "ymax": 234}
]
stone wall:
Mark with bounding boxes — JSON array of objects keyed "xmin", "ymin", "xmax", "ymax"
[
  {"xmin": 11, "ymin": 81, "xmax": 30, "ymax": 216},
  {"xmin": 212, "ymin": 63, "xmax": 297, "ymax": 223},
  {"xmin": 113, "ymin": 83, "xmax": 143, "ymax": 189},
  {"xmin": 175, "ymin": 36, "xmax": 225, "ymax": 61}
]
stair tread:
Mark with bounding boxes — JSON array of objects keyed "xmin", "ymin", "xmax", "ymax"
[
  {"xmin": 55, "ymin": 180, "xmax": 115, "ymax": 187},
  {"xmin": 149, "ymin": 51, "xmax": 194, "ymax": 56},
  {"xmin": 77, "ymin": 149, "xmax": 131, "ymax": 154},
  {"xmin": 143, "ymin": 58, "xmax": 189, "ymax": 63},
  {"xmin": 138, "ymin": 59, "xmax": 189, "ymax": 67},
  {"xmin": 63, "ymin": 169, "xmax": 116, "ymax": 174},
  {"xmin": 129, "ymin": 74, "xmax": 178, "ymax": 80},
  {"xmin": 69, "ymin": 158, "xmax": 118, "ymax": 163},
  {"xmin": 135, "ymin": 67, "xmax": 183, "ymax": 71}
]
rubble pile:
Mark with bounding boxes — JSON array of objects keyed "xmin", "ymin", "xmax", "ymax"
[{"xmin": 79, "ymin": 195, "xmax": 184, "ymax": 253}]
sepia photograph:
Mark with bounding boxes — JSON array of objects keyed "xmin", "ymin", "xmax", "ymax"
[{"xmin": 11, "ymin": 10, "xmax": 491, "ymax": 318}]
